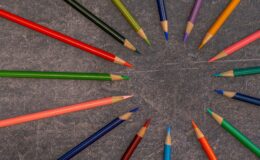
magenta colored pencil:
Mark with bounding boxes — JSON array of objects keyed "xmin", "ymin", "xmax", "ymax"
[{"xmin": 184, "ymin": 0, "xmax": 203, "ymax": 42}]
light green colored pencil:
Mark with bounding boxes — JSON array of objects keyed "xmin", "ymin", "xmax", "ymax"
[{"xmin": 112, "ymin": 0, "xmax": 151, "ymax": 45}]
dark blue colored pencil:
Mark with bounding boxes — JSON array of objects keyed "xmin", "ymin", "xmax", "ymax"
[
  {"xmin": 156, "ymin": 0, "xmax": 168, "ymax": 41},
  {"xmin": 215, "ymin": 90, "xmax": 260, "ymax": 106},
  {"xmin": 57, "ymin": 108, "xmax": 139, "ymax": 160}
]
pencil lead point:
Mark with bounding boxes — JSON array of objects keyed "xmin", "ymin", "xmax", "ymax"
[
  {"xmin": 183, "ymin": 33, "xmax": 189, "ymax": 43},
  {"xmin": 164, "ymin": 32, "xmax": 169, "ymax": 41},
  {"xmin": 121, "ymin": 75, "xmax": 130, "ymax": 80},
  {"xmin": 129, "ymin": 107, "xmax": 139, "ymax": 113},
  {"xmin": 198, "ymin": 43, "xmax": 204, "ymax": 49},
  {"xmin": 167, "ymin": 126, "xmax": 171, "ymax": 133},
  {"xmin": 208, "ymin": 57, "xmax": 217, "ymax": 63},
  {"xmin": 213, "ymin": 73, "xmax": 221, "ymax": 77},
  {"xmin": 191, "ymin": 120, "xmax": 198, "ymax": 129},
  {"xmin": 145, "ymin": 38, "xmax": 151, "ymax": 46},
  {"xmin": 124, "ymin": 62, "xmax": 133, "ymax": 68},
  {"xmin": 214, "ymin": 89, "xmax": 224, "ymax": 95},
  {"xmin": 135, "ymin": 50, "xmax": 142, "ymax": 55},
  {"xmin": 207, "ymin": 108, "xmax": 213, "ymax": 115},
  {"xmin": 144, "ymin": 118, "xmax": 152, "ymax": 127},
  {"xmin": 123, "ymin": 95, "xmax": 133, "ymax": 99}
]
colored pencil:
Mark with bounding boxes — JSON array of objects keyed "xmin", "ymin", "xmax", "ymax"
[
  {"xmin": 0, "ymin": 70, "xmax": 129, "ymax": 81},
  {"xmin": 207, "ymin": 109, "xmax": 260, "ymax": 157},
  {"xmin": 64, "ymin": 0, "xmax": 141, "ymax": 54},
  {"xmin": 112, "ymin": 0, "xmax": 151, "ymax": 45},
  {"xmin": 164, "ymin": 127, "xmax": 172, "ymax": 160},
  {"xmin": 209, "ymin": 30, "xmax": 260, "ymax": 62},
  {"xmin": 121, "ymin": 119, "xmax": 151, "ymax": 160},
  {"xmin": 213, "ymin": 66, "xmax": 260, "ymax": 77},
  {"xmin": 58, "ymin": 108, "xmax": 139, "ymax": 160},
  {"xmin": 192, "ymin": 120, "xmax": 217, "ymax": 160},
  {"xmin": 199, "ymin": 0, "xmax": 240, "ymax": 49},
  {"xmin": 0, "ymin": 95, "xmax": 133, "ymax": 128},
  {"xmin": 215, "ymin": 90, "xmax": 260, "ymax": 106},
  {"xmin": 184, "ymin": 0, "xmax": 203, "ymax": 42},
  {"xmin": 156, "ymin": 0, "xmax": 169, "ymax": 41},
  {"xmin": 0, "ymin": 9, "xmax": 132, "ymax": 67}
]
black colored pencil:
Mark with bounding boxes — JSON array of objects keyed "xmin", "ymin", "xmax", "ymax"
[{"xmin": 64, "ymin": 0, "xmax": 140, "ymax": 54}]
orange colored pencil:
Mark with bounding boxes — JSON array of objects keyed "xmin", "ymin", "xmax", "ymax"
[
  {"xmin": 192, "ymin": 120, "xmax": 218, "ymax": 160},
  {"xmin": 209, "ymin": 30, "xmax": 260, "ymax": 62},
  {"xmin": 199, "ymin": 0, "xmax": 240, "ymax": 49},
  {"xmin": 121, "ymin": 119, "xmax": 151, "ymax": 160},
  {"xmin": 0, "ymin": 95, "xmax": 132, "ymax": 128}
]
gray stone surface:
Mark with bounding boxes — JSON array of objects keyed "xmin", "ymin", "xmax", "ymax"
[{"xmin": 0, "ymin": 0, "xmax": 259, "ymax": 159}]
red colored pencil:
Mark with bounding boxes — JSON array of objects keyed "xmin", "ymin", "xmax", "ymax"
[
  {"xmin": 192, "ymin": 120, "xmax": 218, "ymax": 160},
  {"xmin": 121, "ymin": 119, "xmax": 151, "ymax": 160},
  {"xmin": 209, "ymin": 30, "xmax": 260, "ymax": 62},
  {"xmin": 0, "ymin": 9, "xmax": 132, "ymax": 67}
]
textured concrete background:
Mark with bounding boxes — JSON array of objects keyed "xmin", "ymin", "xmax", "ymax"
[{"xmin": 0, "ymin": 0, "xmax": 259, "ymax": 159}]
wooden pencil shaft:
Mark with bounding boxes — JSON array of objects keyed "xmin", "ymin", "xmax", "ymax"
[
  {"xmin": 64, "ymin": 0, "xmax": 125, "ymax": 43},
  {"xmin": 234, "ymin": 93, "xmax": 260, "ymax": 106},
  {"xmin": 156, "ymin": 0, "xmax": 168, "ymax": 21},
  {"xmin": 121, "ymin": 136, "xmax": 142, "ymax": 160},
  {"xmin": 112, "ymin": 0, "xmax": 141, "ymax": 32},
  {"xmin": 224, "ymin": 30, "xmax": 260, "ymax": 54},
  {"xmin": 58, "ymin": 118, "xmax": 124, "ymax": 160},
  {"xmin": 221, "ymin": 119, "xmax": 260, "ymax": 157},
  {"xmin": 0, "ymin": 9, "xmax": 127, "ymax": 65},
  {"xmin": 198, "ymin": 138, "xmax": 218, "ymax": 160},
  {"xmin": 208, "ymin": 0, "xmax": 240, "ymax": 36},
  {"xmin": 234, "ymin": 66, "xmax": 260, "ymax": 77},
  {"xmin": 0, "ymin": 96, "xmax": 123, "ymax": 128},
  {"xmin": 0, "ymin": 70, "xmax": 117, "ymax": 80}
]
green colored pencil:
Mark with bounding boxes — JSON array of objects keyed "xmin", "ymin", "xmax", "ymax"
[
  {"xmin": 207, "ymin": 108, "xmax": 260, "ymax": 157},
  {"xmin": 214, "ymin": 66, "xmax": 260, "ymax": 77},
  {"xmin": 112, "ymin": 0, "xmax": 151, "ymax": 45},
  {"xmin": 0, "ymin": 70, "xmax": 129, "ymax": 81},
  {"xmin": 64, "ymin": 0, "xmax": 140, "ymax": 54}
]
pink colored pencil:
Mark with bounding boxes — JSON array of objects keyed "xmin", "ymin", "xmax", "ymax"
[
  {"xmin": 0, "ymin": 95, "xmax": 132, "ymax": 128},
  {"xmin": 209, "ymin": 30, "xmax": 260, "ymax": 62}
]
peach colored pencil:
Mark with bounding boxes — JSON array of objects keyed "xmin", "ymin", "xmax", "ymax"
[
  {"xmin": 0, "ymin": 95, "xmax": 132, "ymax": 128},
  {"xmin": 209, "ymin": 30, "xmax": 260, "ymax": 62}
]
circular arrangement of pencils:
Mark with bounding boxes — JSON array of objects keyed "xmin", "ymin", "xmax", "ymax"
[{"xmin": 0, "ymin": 1, "xmax": 259, "ymax": 159}]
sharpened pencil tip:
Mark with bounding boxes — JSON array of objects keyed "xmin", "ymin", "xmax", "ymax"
[
  {"xmin": 191, "ymin": 120, "xmax": 198, "ymax": 129},
  {"xmin": 145, "ymin": 38, "xmax": 151, "ymax": 46},
  {"xmin": 167, "ymin": 126, "xmax": 171, "ymax": 133},
  {"xmin": 164, "ymin": 32, "xmax": 169, "ymax": 41},
  {"xmin": 198, "ymin": 43, "xmax": 204, "ymax": 49},
  {"xmin": 213, "ymin": 73, "xmax": 221, "ymax": 77},
  {"xmin": 135, "ymin": 50, "xmax": 142, "ymax": 55},
  {"xmin": 129, "ymin": 107, "xmax": 139, "ymax": 113},
  {"xmin": 124, "ymin": 62, "xmax": 133, "ymax": 68},
  {"xmin": 121, "ymin": 75, "xmax": 130, "ymax": 80},
  {"xmin": 183, "ymin": 33, "xmax": 189, "ymax": 43},
  {"xmin": 208, "ymin": 57, "xmax": 217, "ymax": 63},
  {"xmin": 214, "ymin": 89, "xmax": 224, "ymax": 95},
  {"xmin": 207, "ymin": 108, "xmax": 213, "ymax": 115},
  {"xmin": 123, "ymin": 95, "xmax": 133, "ymax": 99},
  {"xmin": 144, "ymin": 118, "xmax": 152, "ymax": 127}
]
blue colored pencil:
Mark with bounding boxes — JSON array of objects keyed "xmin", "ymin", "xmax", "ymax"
[
  {"xmin": 156, "ymin": 0, "xmax": 168, "ymax": 41},
  {"xmin": 164, "ymin": 127, "xmax": 172, "ymax": 160},
  {"xmin": 215, "ymin": 90, "xmax": 260, "ymax": 106},
  {"xmin": 57, "ymin": 108, "xmax": 139, "ymax": 160}
]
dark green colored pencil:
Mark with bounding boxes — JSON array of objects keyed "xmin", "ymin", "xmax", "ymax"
[
  {"xmin": 214, "ymin": 66, "xmax": 260, "ymax": 77},
  {"xmin": 0, "ymin": 70, "xmax": 129, "ymax": 81},
  {"xmin": 64, "ymin": 0, "xmax": 140, "ymax": 54}
]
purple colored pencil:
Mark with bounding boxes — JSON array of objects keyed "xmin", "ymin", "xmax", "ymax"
[{"xmin": 184, "ymin": 0, "xmax": 203, "ymax": 42}]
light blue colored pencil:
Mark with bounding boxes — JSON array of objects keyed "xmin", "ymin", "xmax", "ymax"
[{"xmin": 164, "ymin": 127, "xmax": 172, "ymax": 160}]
